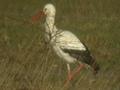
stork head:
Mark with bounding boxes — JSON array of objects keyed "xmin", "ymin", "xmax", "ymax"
[
  {"xmin": 32, "ymin": 3, "xmax": 56, "ymax": 23},
  {"xmin": 43, "ymin": 3, "xmax": 56, "ymax": 17}
]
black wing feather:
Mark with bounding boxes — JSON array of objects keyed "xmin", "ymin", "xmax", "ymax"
[{"xmin": 62, "ymin": 48, "xmax": 94, "ymax": 65}]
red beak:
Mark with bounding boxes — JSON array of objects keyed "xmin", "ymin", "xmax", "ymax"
[{"xmin": 31, "ymin": 10, "xmax": 45, "ymax": 23}]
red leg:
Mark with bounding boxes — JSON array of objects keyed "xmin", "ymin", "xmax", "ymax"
[
  {"xmin": 64, "ymin": 64, "xmax": 85, "ymax": 86},
  {"xmin": 68, "ymin": 71, "xmax": 72, "ymax": 80},
  {"xmin": 64, "ymin": 64, "xmax": 72, "ymax": 86},
  {"xmin": 72, "ymin": 64, "xmax": 85, "ymax": 78}
]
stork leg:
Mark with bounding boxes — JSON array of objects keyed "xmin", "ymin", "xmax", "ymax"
[
  {"xmin": 64, "ymin": 63, "xmax": 85, "ymax": 86},
  {"xmin": 67, "ymin": 64, "xmax": 72, "ymax": 80},
  {"xmin": 64, "ymin": 64, "xmax": 72, "ymax": 86},
  {"xmin": 72, "ymin": 63, "xmax": 84, "ymax": 78}
]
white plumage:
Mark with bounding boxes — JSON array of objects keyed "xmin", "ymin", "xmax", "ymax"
[
  {"xmin": 43, "ymin": 4, "xmax": 86, "ymax": 63},
  {"xmin": 51, "ymin": 30, "xmax": 86, "ymax": 63}
]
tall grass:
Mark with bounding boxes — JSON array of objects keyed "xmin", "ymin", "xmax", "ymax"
[{"xmin": 0, "ymin": 0, "xmax": 120, "ymax": 90}]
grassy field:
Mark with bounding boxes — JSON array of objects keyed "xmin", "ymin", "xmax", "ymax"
[{"xmin": 0, "ymin": 0, "xmax": 120, "ymax": 90}]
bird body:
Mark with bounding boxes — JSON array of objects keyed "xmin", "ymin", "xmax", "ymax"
[
  {"xmin": 33, "ymin": 3, "xmax": 100, "ymax": 84},
  {"xmin": 44, "ymin": 6, "xmax": 87, "ymax": 64},
  {"xmin": 47, "ymin": 29, "xmax": 87, "ymax": 63}
]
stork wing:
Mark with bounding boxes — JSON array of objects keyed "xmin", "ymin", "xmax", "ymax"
[{"xmin": 56, "ymin": 31, "xmax": 86, "ymax": 51}]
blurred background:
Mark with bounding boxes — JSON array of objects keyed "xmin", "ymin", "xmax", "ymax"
[{"xmin": 0, "ymin": 0, "xmax": 120, "ymax": 90}]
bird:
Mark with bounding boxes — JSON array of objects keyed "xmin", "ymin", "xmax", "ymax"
[{"xmin": 32, "ymin": 3, "xmax": 100, "ymax": 85}]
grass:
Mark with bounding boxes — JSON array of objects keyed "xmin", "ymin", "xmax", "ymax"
[{"xmin": 0, "ymin": 0, "xmax": 120, "ymax": 90}]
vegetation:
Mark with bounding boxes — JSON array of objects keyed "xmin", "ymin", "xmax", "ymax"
[{"xmin": 0, "ymin": 0, "xmax": 120, "ymax": 90}]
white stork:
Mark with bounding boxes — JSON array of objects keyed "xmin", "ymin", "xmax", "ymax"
[{"xmin": 32, "ymin": 3, "xmax": 100, "ymax": 84}]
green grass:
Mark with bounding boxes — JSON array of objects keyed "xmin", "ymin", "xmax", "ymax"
[{"xmin": 0, "ymin": 0, "xmax": 120, "ymax": 90}]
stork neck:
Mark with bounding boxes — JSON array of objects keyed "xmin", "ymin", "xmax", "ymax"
[{"xmin": 45, "ymin": 16, "xmax": 57, "ymax": 33}]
